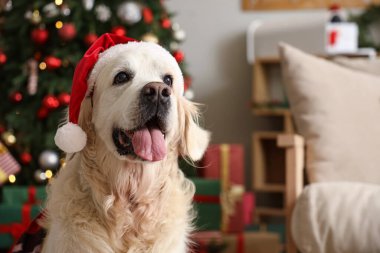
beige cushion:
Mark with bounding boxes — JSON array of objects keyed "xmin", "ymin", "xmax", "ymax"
[
  {"xmin": 279, "ymin": 43, "xmax": 380, "ymax": 183},
  {"xmin": 333, "ymin": 57, "xmax": 380, "ymax": 77},
  {"xmin": 292, "ymin": 182, "xmax": 380, "ymax": 253}
]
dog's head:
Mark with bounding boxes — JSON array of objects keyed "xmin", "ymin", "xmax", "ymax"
[{"xmin": 81, "ymin": 41, "xmax": 209, "ymax": 163}]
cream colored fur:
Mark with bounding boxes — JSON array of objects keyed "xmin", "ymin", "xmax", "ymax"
[{"xmin": 41, "ymin": 42, "xmax": 210, "ymax": 253}]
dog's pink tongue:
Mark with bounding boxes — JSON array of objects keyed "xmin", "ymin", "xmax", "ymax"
[{"xmin": 132, "ymin": 126, "xmax": 166, "ymax": 161}]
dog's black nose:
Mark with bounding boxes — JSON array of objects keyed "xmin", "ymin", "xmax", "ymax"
[{"xmin": 142, "ymin": 82, "xmax": 171, "ymax": 104}]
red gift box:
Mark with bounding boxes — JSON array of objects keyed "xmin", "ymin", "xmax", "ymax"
[
  {"xmin": 200, "ymin": 144, "xmax": 255, "ymax": 233},
  {"xmin": 201, "ymin": 144, "xmax": 244, "ymax": 184},
  {"xmin": 225, "ymin": 192, "xmax": 255, "ymax": 233}
]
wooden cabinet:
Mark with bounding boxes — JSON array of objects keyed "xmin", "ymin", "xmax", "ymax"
[{"xmin": 251, "ymin": 57, "xmax": 295, "ymax": 253}]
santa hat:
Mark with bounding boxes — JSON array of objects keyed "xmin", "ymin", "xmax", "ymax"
[{"xmin": 54, "ymin": 33, "xmax": 136, "ymax": 153}]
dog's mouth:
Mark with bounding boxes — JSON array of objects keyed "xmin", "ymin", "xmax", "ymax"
[{"xmin": 112, "ymin": 116, "xmax": 167, "ymax": 162}]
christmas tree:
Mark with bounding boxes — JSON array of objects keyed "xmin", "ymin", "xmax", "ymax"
[{"xmin": 0, "ymin": 0, "xmax": 192, "ymax": 185}]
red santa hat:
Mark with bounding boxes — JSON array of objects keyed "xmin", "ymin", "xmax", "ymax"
[{"xmin": 54, "ymin": 33, "xmax": 136, "ymax": 153}]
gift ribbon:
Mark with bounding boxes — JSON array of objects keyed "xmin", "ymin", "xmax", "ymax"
[
  {"xmin": 27, "ymin": 186, "xmax": 37, "ymax": 204},
  {"xmin": 237, "ymin": 233, "xmax": 244, "ymax": 253},
  {"xmin": 0, "ymin": 204, "xmax": 32, "ymax": 242},
  {"xmin": 221, "ymin": 185, "xmax": 244, "ymax": 215},
  {"xmin": 220, "ymin": 144, "xmax": 244, "ymax": 232},
  {"xmin": 220, "ymin": 144, "xmax": 229, "ymax": 232},
  {"xmin": 193, "ymin": 195, "xmax": 220, "ymax": 203}
]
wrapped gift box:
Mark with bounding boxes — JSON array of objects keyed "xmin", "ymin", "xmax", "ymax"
[
  {"xmin": 246, "ymin": 223, "xmax": 286, "ymax": 243},
  {"xmin": 0, "ymin": 204, "xmax": 42, "ymax": 249},
  {"xmin": 192, "ymin": 178, "xmax": 254, "ymax": 233},
  {"xmin": 2, "ymin": 186, "xmax": 46, "ymax": 205},
  {"xmin": 191, "ymin": 231, "xmax": 225, "ymax": 253},
  {"xmin": 192, "ymin": 178, "xmax": 221, "ymax": 231},
  {"xmin": 223, "ymin": 232, "xmax": 281, "ymax": 253},
  {"xmin": 201, "ymin": 144, "xmax": 244, "ymax": 185}
]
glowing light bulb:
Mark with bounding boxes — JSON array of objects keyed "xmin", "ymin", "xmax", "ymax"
[
  {"xmin": 45, "ymin": 170, "xmax": 53, "ymax": 179},
  {"xmin": 9, "ymin": 174, "xmax": 16, "ymax": 183},
  {"xmin": 55, "ymin": 21, "xmax": 63, "ymax": 29},
  {"xmin": 39, "ymin": 62, "xmax": 46, "ymax": 70}
]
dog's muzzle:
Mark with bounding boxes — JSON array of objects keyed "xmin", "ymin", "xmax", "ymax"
[
  {"xmin": 112, "ymin": 82, "xmax": 171, "ymax": 162},
  {"xmin": 140, "ymin": 82, "xmax": 171, "ymax": 117}
]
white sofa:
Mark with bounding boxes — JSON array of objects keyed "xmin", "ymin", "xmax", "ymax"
[{"xmin": 278, "ymin": 44, "xmax": 380, "ymax": 253}]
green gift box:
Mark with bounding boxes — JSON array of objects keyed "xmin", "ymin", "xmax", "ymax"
[
  {"xmin": 2, "ymin": 186, "xmax": 47, "ymax": 205},
  {"xmin": 0, "ymin": 204, "xmax": 42, "ymax": 248},
  {"xmin": 191, "ymin": 178, "xmax": 221, "ymax": 231}
]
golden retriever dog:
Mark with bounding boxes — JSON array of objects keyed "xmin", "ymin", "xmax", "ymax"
[{"xmin": 41, "ymin": 37, "xmax": 210, "ymax": 253}]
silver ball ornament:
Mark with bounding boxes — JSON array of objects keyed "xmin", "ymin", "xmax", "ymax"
[
  {"xmin": 39, "ymin": 150, "xmax": 59, "ymax": 169},
  {"xmin": 172, "ymin": 23, "xmax": 181, "ymax": 31},
  {"xmin": 117, "ymin": 2, "xmax": 142, "ymax": 25},
  {"xmin": 184, "ymin": 89, "xmax": 194, "ymax": 100},
  {"xmin": 61, "ymin": 5, "xmax": 71, "ymax": 16},
  {"xmin": 170, "ymin": 42, "xmax": 180, "ymax": 51},
  {"xmin": 174, "ymin": 29, "xmax": 186, "ymax": 42},
  {"xmin": 43, "ymin": 3, "xmax": 59, "ymax": 18},
  {"xmin": 95, "ymin": 4, "xmax": 111, "ymax": 22},
  {"xmin": 34, "ymin": 169, "xmax": 46, "ymax": 182},
  {"xmin": 82, "ymin": 0, "xmax": 95, "ymax": 11}
]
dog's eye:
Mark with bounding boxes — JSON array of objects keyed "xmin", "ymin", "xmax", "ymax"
[
  {"xmin": 163, "ymin": 75, "xmax": 173, "ymax": 86},
  {"xmin": 113, "ymin": 71, "xmax": 133, "ymax": 85}
]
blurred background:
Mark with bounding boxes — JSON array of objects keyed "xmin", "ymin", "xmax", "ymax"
[{"xmin": 0, "ymin": 0, "xmax": 378, "ymax": 252}]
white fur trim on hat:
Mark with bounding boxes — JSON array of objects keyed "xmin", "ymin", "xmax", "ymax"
[{"xmin": 54, "ymin": 122, "xmax": 87, "ymax": 153}]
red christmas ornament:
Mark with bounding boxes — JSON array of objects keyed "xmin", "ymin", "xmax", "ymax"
[
  {"xmin": 0, "ymin": 125, "xmax": 5, "ymax": 134},
  {"xmin": 173, "ymin": 51, "xmax": 184, "ymax": 63},
  {"xmin": 31, "ymin": 28, "xmax": 49, "ymax": 45},
  {"xmin": 84, "ymin": 33, "xmax": 98, "ymax": 47},
  {"xmin": 111, "ymin": 26, "xmax": 127, "ymax": 37},
  {"xmin": 20, "ymin": 152, "xmax": 32, "ymax": 165},
  {"xmin": 58, "ymin": 23, "xmax": 77, "ymax": 41},
  {"xmin": 58, "ymin": 92, "xmax": 71, "ymax": 106},
  {"xmin": 42, "ymin": 95, "xmax": 60, "ymax": 110},
  {"xmin": 45, "ymin": 56, "xmax": 62, "ymax": 70},
  {"xmin": 143, "ymin": 8, "xmax": 153, "ymax": 24},
  {"xmin": 10, "ymin": 92, "xmax": 23, "ymax": 103},
  {"xmin": 0, "ymin": 52, "xmax": 7, "ymax": 65},
  {"xmin": 184, "ymin": 76, "xmax": 192, "ymax": 91},
  {"xmin": 37, "ymin": 107, "xmax": 49, "ymax": 119},
  {"xmin": 161, "ymin": 18, "xmax": 171, "ymax": 29}
]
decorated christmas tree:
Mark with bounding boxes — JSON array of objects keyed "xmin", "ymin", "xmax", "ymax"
[{"xmin": 0, "ymin": 0, "xmax": 193, "ymax": 185}]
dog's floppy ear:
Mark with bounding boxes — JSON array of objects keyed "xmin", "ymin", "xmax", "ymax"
[
  {"xmin": 179, "ymin": 97, "xmax": 210, "ymax": 161},
  {"xmin": 77, "ymin": 96, "xmax": 94, "ymax": 143}
]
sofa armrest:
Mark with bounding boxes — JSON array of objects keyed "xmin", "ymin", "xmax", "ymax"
[{"xmin": 277, "ymin": 134, "xmax": 305, "ymax": 253}]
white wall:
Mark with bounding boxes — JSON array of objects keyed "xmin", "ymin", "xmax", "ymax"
[{"xmin": 166, "ymin": 0, "xmax": 327, "ymax": 186}]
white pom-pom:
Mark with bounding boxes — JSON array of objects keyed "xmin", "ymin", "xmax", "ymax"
[{"xmin": 54, "ymin": 122, "xmax": 87, "ymax": 153}]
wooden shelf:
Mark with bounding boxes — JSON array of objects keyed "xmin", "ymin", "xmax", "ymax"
[
  {"xmin": 254, "ymin": 184, "xmax": 285, "ymax": 193},
  {"xmin": 253, "ymin": 108, "xmax": 290, "ymax": 117},
  {"xmin": 256, "ymin": 207, "xmax": 286, "ymax": 217}
]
